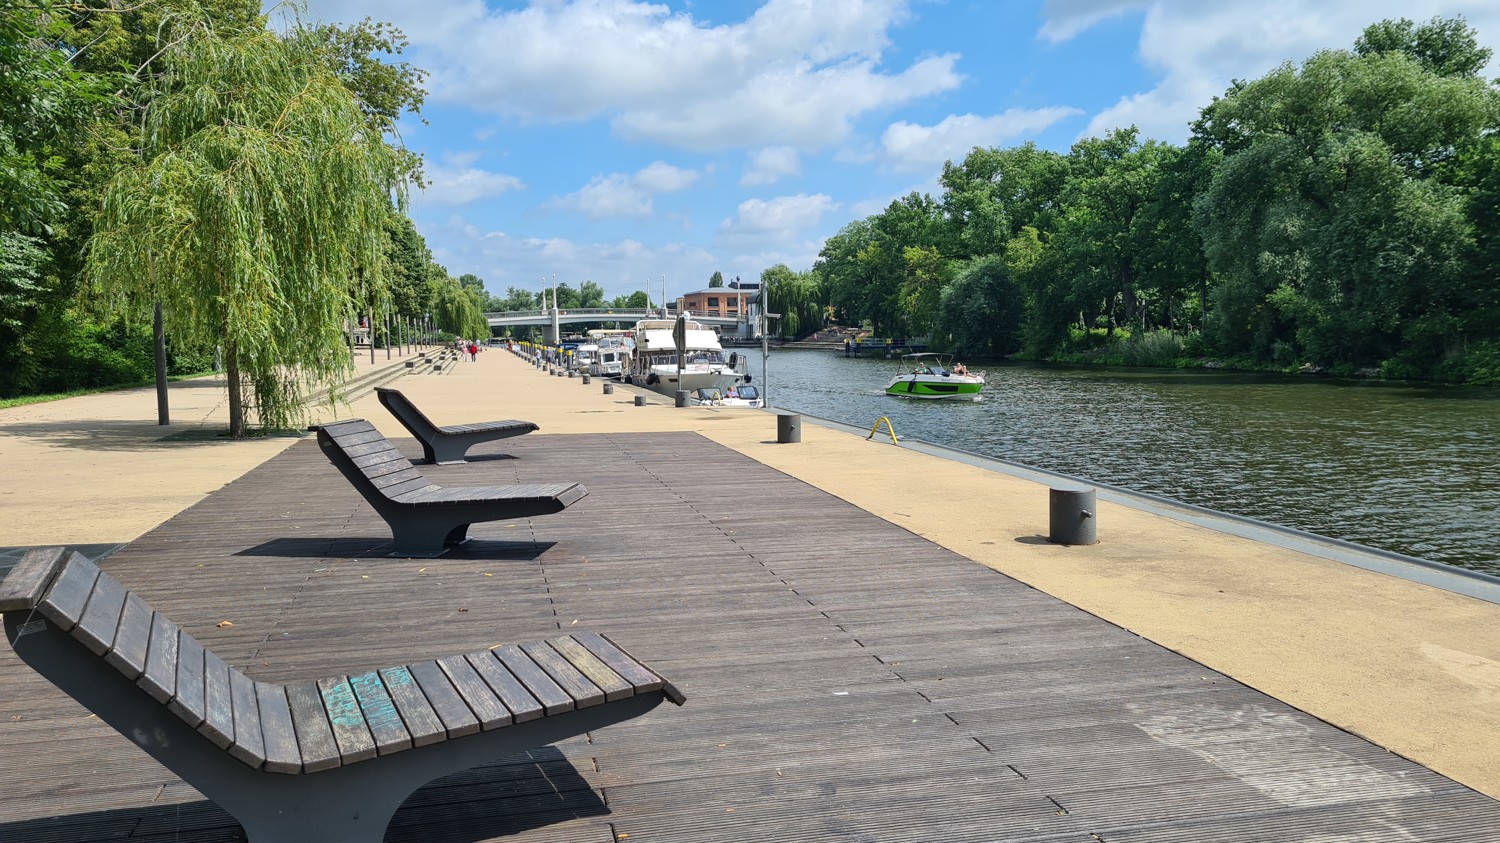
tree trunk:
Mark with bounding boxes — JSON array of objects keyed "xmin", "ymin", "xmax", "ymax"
[
  {"xmin": 225, "ymin": 340, "xmax": 244, "ymax": 438},
  {"xmin": 153, "ymin": 301, "xmax": 170, "ymax": 426}
]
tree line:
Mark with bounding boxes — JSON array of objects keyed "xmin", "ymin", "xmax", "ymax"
[{"xmin": 796, "ymin": 16, "xmax": 1500, "ymax": 385}]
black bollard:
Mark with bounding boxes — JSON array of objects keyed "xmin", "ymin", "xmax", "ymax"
[
  {"xmin": 1048, "ymin": 486, "xmax": 1097, "ymax": 545},
  {"xmin": 775, "ymin": 410, "xmax": 801, "ymax": 444},
  {"xmin": 582, "ymin": 374, "xmax": 591, "ymax": 384},
  {"xmin": 634, "ymin": 394, "xmax": 646, "ymax": 406},
  {"xmin": 603, "ymin": 382, "xmax": 614, "ymax": 395}
]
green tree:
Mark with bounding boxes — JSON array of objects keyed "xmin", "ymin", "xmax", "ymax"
[
  {"xmin": 87, "ymin": 15, "xmax": 406, "ymax": 435},
  {"xmin": 577, "ymin": 280, "xmax": 606, "ymax": 308},
  {"xmin": 708, "ymin": 270, "xmax": 724, "ymax": 287}
]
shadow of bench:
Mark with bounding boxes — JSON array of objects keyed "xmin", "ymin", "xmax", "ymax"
[
  {"xmin": 314, "ymin": 418, "xmax": 586, "ymax": 557},
  {"xmin": 376, "ymin": 387, "xmax": 538, "ymax": 464},
  {"xmin": 0, "ymin": 547, "xmax": 685, "ymax": 843}
]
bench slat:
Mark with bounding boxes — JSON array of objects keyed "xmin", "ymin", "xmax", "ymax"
[
  {"xmin": 520, "ymin": 639, "xmax": 605, "ymax": 708},
  {"xmin": 547, "ymin": 635, "xmax": 634, "ymax": 702},
  {"xmin": 0, "ymin": 547, "xmax": 68, "ymax": 613},
  {"xmin": 103, "ymin": 592, "xmax": 152, "ymax": 679},
  {"xmin": 437, "ymin": 655, "xmax": 512, "ymax": 730},
  {"xmin": 327, "ymin": 427, "xmax": 387, "ymax": 447},
  {"xmin": 228, "ymin": 669, "xmax": 266, "ymax": 767},
  {"xmin": 408, "ymin": 659, "xmax": 480, "ymax": 738},
  {"xmin": 349, "ymin": 670, "xmax": 413, "ymax": 755},
  {"xmin": 72, "ymin": 570, "xmax": 128, "ymax": 656},
  {"xmin": 198, "ymin": 649, "xmax": 235, "ymax": 749},
  {"xmin": 465, "ymin": 650, "xmax": 544, "ymax": 723},
  {"xmin": 138, "ymin": 612, "xmax": 179, "ymax": 703},
  {"xmin": 363, "ymin": 459, "xmax": 424, "ymax": 483},
  {"xmin": 572, "ymin": 631, "xmax": 668, "ymax": 696},
  {"xmin": 379, "ymin": 665, "xmax": 446, "ymax": 748},
  {"xmin": 491, "ymin": 644, "xmax": 574, "ymax": 715},
  {"xmin": 286, "ymin": 681, "xmax": 342, "ymax": 773},
  {"xmin": 167, "ymin": 631, "xmax": 207, "ymax": 728},
  {"xmin": 351, "ymin": 450, "xmax": 411, "ymax": 471},
  {"xmin": 317, "ymin": 677, "xmax": 378, "ymax": 765},
  {"xmin": 256, "ymin": 682, "xmax": 301, "ymax": 774},
  {"xmin": 36, "ymin": 553, "xmax": 99, "ymax": 631},
  {"xmin": 338, "ymin": 439, "xmax": 403, "ymax": 460}
]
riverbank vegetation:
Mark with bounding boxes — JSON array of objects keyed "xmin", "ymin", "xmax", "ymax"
[
  {"xmin": 798, "ymin": 16, "xmax": 1500, "ymax": 385},
  {"xmin": 0, "ymin": 1, "xmax": 511, "ymax": 421}
]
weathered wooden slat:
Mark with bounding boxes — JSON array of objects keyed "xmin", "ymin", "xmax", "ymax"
[
  {"xmin": 166, "ymin": 631, "xmax": 206, "ymax": 728},
  {"xmin": 285, "ymin": 681, "xmax": 341, "ymax": 773},
  {"xmin": 547, "ymin": 635, "xmax": 633, "ymax": 702},
  {"xmin": 574, "ymin": 631, "xmax": 671, "ymax": 697},
  {"xmin": 464, "ymin": 649, "xmax": 545, "ymax": 723},
  {"xmin": 255, "ymin": 682, "xmax": 300, "ymax": 774},
  {"xmin": 519, "ymin": 639, "xmax": 605, "ymax": 708},
  {"xmin": 379, "ymin": 665, "xmax": 446, "ymax": 748},
  {"xmin": 437, "ymin": 654, "xmax": 512, "ymax": 730},
  {"xmin": 227, "ymin": 669, "xmax": 266, "ymax": 767},
  {"xmin": 71, "ymin": 570, "xmax": 128, "ymax": 656},
  {"xmin": 35, "ymin": 553, "xmax": 99, "ymax": 631},
  {"xmin": 490, "ymin": 644, "xmax": 574, "ymax": 715},
  {"xmin": 0, "ymin": 546, "xmax": 68, "ymax": 613},
  {"xmin": 103, "ymin": 592, "xmax": 152, "ymax": 679},
  {"xmin": 197, "ymin": 649, "xmax": 234, "ymax": 750},
  {"xmin": 137, "ymin": 613, "xmax": 179, "ymax": 704},
  {"xmin": 317, "ymin": 676, "xmax": 378, "ymax": 765},
  {"xmin": 407, "ymin": 659, "xmax": 480, "ymax": 738},
  {"xmin": 349, "ymin": 670, "xmax": 413, "ymax": 755}
]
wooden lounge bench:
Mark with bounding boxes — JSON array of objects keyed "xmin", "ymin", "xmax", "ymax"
[
  {"xmin": 376, "ymin": 386, "xmax": 539, "ymax": 464},
  {"xmin": 0, "ymin": 547, "xmax": 685, "ymax": 843},
  {"xmin": 315, "ymin": 418, "xmax": 586, "ymax": 557}
]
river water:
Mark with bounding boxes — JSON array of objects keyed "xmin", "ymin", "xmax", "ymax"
[{"xmin": 755, "ymin": 350, "xmax": 1500, "ymax": 576}]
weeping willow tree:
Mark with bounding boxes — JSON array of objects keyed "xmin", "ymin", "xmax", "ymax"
[{"xmin": 87, "ymin": 14, "xmax": 403, "ymax": 436}]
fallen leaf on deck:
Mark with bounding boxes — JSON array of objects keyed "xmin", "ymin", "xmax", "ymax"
[{"xmin": 216, "ymin": 620, "xmax": 233, "ymax": 628}]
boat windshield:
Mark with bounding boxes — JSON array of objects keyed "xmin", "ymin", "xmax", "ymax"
[{"xmin": 734, "ymin": 385, "xmax": 759, "ymax": 400}]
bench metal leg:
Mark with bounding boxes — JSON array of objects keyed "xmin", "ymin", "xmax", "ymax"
[{"xmin": 385, "ymin": 516, "xmax": 472, "ymax": 557}]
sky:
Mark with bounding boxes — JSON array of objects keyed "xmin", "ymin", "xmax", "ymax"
[{"xmin": 292, "ymin": 0, "xmax": 1500, "ymax": 305}]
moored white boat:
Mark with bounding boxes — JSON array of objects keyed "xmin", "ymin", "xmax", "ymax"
[
  {"xmin": 885, "ymin": 353, "xmax": 985, "ymax": 400},
  {"xmin": 626, "ymin": 316, "xmax": 749, "ymax": 396}
]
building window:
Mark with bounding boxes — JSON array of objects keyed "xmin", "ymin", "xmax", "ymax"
[{"xmin": 707, "ymin": 297, "xmax": 719, "ymax": 308}]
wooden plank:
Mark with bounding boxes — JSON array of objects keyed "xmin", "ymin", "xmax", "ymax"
[
  {"xmin": 378, "ymin": 665, "xmax": 446, "ymax": 748},
  {"xmin": 316, "ymin": 676, "xmax": 378, "ymax": 765},
  {"xmin": 573, "ymin": 631, "xmax": 668, "ymax": 695},
  {"xmin": 437, "ymin": 654, "xmax": 512, "ymax": 730},
  {"xmin": 103, "ymin": 592, "xmax": 152, "ymax": 679},
  {"xmin": 519, "ymin": 639, "xmax": 605, "ymax": 708},
  {"xmin": 227, "ymin": 669, "xmax": 266, "ymax": 767},
  {"xmin": 0, "ymin": 546, "xmax": 68, "ymax": 613},
  {"xmin": 167, "ymin": 632, "xmax": 207, "ymax": 728},
  {"xmin": 547, "ymin": 635, "xmax": 633, "ymax": 702},
  {"xmin": 197, "ymin": 649, "xmax": 234, "ymax": 750},
  {"xmin": 465, "ymin": 649, "xmax": 545, "ymax": 723},
  {"xmin": 35, "ymin": 553, "xmax": 99, "ymax": 631},
  {"xmin": 285, "ymin": 681, "xmax": 341, "ymax": 773},
  {"xmin": 407, "ymin": 659, "xmax": 480, "ymax": 738},
  {"xmin": 349, "ymin": 670, "xmax": 413, "ymax": 755},
  {"xmin": 490, "ymin": 644, "xmax": 574, "ymax": 715},
  {"xmin": 255, "ymin": 682, "xmax": 301, "ymax": 774},
  {"xmin": 70, "ymin": 570, "xmax": 128, "ymax": 656},
  {"xmin": 137, "ymin": 612, "xmax": 179, "ymax": 703}
]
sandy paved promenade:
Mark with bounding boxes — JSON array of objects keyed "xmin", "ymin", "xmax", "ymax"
[{"xmin": 3, "ymin": 345, "xmax": 1498, "ymax": 798}]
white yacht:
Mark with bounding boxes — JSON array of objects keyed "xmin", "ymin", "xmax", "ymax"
[{"xmin": 625, "ymin": 316, "xmax": 749, "ymax": 396}]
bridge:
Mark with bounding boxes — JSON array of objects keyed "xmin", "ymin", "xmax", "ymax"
[{"xmin": 485, "ymin": 307, "xmax": 752, "ymax": 341}]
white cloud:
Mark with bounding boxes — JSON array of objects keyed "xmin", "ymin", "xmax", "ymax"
[
  {"xmin": 740, "ymin": 146, "xmax": 803, "ymax": 186},
  {"xmin": 550, "ymin": 161, "xmax": 702, "ymax": 221},
  {"xmin": 1042, "ymin": 0, "xmax": 1500, "ymax": 143},
  {"xmin": 718, "ymin": 193, "xmax": 838, "ymax": 246},
  {"xmin": 880, "ymin": 107, "xmax": 1083, "ymax": 171},
  {"xmin": 316, "ymin": 0, "xmax": 961, "ymax": 151},
  {"xmin": 418, "ymin": 153, "xmax": 525, "ymax": 206}
]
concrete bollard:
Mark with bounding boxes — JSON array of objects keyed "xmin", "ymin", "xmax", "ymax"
[
  {"xmin": 1048, "ymin": 486, "xmax": 1097, "ymax": 545},
  {"xmin": 603, "ymin": 382, "xmax": 614, "ymax": 395},
  {"xmin": 582, "ymin": 374, "xmax": 591, "ymax": 385},
  {"xmin": 634, "ymin": 394, "xmax": 646, "ymax": 406},
  {"xmin": 568, "ymin": 370, "xmax": 575, "ymax": 378},
  {"xmin": 675, "ymin": 389, "xmax": 689, "ymax": 408},
  {"xmin": 775, "ymin": 410, "xmax": 801, "ymax": 444}
]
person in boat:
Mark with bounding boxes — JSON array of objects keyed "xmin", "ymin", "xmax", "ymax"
[{"xmin": 953, "ymin": 362, "xmax": 969, "ymax": 376}]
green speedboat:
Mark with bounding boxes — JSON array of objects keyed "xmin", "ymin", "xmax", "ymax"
[{"xmin": 884, "ymin": 353, "xmax": 985, "ymax": 400}]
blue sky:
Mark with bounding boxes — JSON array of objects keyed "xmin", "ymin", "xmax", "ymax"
[{"xmin": 295, "ymin": 0, "xmax": 1500, "ymax": 304}]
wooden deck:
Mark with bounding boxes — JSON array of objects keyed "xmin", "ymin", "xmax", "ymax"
[{"xmin": 2, "ymin": 430, "xmax": 1497, "ymax": 841}]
